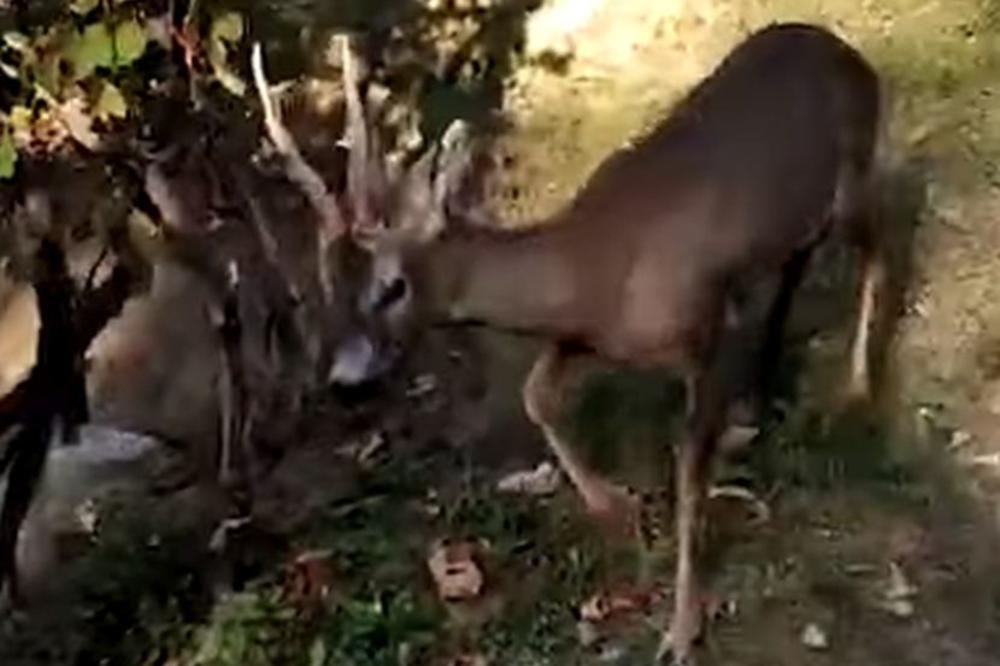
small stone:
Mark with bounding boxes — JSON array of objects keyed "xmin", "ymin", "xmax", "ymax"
[{"xmin": 801, "ymin": 623, "xmax": 829, "ymax": 651}]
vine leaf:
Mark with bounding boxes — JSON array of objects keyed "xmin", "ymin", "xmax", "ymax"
[
  {"xmin": 95, "ymin": 82, "xmax": 128, "ymax": 121},
  {"xmin": 70, "ymin": 0, "xmax": 100, "ymax": 16},
  {"xmin": 207, "ymin": 12, "xmax": 247, "ymax": 97},
  {"xmin": 68, "ymin": 23, "xmax": 114, "ymax": 79},
  {"xmin": 0, "ymin": 132, "xmax": 18, "ymax": 179},
  {"xmin": 113, "ymin": 19, "xmax": 148, "ymax": 68}
]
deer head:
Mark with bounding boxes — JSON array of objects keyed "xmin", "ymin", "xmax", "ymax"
[{"xmin": 327, "ymin": 39, "xmax": 486, "ymax": 387}]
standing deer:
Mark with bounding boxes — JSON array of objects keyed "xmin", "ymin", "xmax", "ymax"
[{"xmin": 330, "ymin": 23, "xmax": 883, "ymax": 664}]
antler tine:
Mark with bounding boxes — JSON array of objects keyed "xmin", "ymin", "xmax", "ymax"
[
  {"xmin": 251, "ymin": 42, "xmax": 344, "ymax": 302},
  {"xmin": 339, "ymin": 34, "xmax": 383, "ymax": 236}
]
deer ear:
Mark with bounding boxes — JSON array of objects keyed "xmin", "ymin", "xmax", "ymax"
[
  {"xmin": 394, "ymin": 119, "xmax": 488, "ymax": 241},
  {"xmin": 434, "ymin": 120, "xmax": 497, "ymax": 229},
  {"xmin": 394, "ymin": 142, "xmax": 442, "ymax": 241},
  {"xmin": 433, "ymin": 120, "xmax": 474, "ymax": 208}
]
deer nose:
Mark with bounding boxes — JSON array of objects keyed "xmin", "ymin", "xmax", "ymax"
[
  {"xmin": 328, "ymin": 334, "xmax": 378, "ymax": 386},
  {"xmin": 327, "ymin": 334, "xmax": 400, "ymax": 386}
]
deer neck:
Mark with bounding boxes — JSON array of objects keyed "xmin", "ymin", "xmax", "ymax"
[{"xmin": 421, "ymin": 224, "xmax": 583, "ymax": 335}]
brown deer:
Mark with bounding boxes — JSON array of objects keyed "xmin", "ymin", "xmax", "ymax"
[{"xmin": 330, "ymin": 23, "xmax": 883, "ymax": 664}]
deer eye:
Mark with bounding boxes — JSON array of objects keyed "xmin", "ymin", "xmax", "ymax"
[{"xmin": 373, "ymin": 276, "xmax": 408, "ymax": 311}]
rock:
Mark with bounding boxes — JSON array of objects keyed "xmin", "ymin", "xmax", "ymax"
[{"xmin": 8, "ymin": 425, "xmax": 172, "ymax": 602}]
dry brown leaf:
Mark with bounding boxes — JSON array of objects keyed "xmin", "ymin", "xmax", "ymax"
[
  {"xmin": 284, "ymin": 549, "xmax": 336, "ymax": 613},
  {"xmin": 427, "ymin": 538, "xmax": 485, "ymax": 601},
  {"xmin": 579, "ymin": 584, "xmax": 661, "ymax": 623}
]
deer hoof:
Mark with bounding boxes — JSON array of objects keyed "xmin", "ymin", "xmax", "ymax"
[
  {"xmin": 657, "ymin": 594, "xmax": 706, "ymax": 665},
  {"xmin": 655, "ymin": 630, "xmax": 699, "ymax": 666}
]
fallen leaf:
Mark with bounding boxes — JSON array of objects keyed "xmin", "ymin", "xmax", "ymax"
[
  {"xmin": 58, "ymin": 96, "xmax": 100, "ymax": 149},
  {"xmin": 876, "ymin": 561, "xmax": 917, "ymax": 617},
  {"xmin": 285, "ymin": 549, "xmax": 336, "ymax": 613},
  {"xmin": 800, "ymin": 622, "xmax": 829, "ymax": 651},
  {"xmin": 207, "ymin": 515, "xmax": 252, "ymax": 553},
  {"xmin": 886, "ymin": 561, "xmax": 918, "ymax": 600},
  {"xmin": 718, "ymin": 423, "xmax": 759, "ymax": 452},
  {"xmin": 708, "ymin": 484, "xmax": 771, "ymax": 523},
  {"xmin": 427, "ymin": 538, "xmax": 485, "ymax": 602},
  {"xmin": 357, "ymin": 431, "xmax": 388, "ymax": 468},
  {"xmin": 496, "ymin": 461, "xmax": 562, "ymax": 496},
  {"xmin": 881, "ymin": 598, "xmax": 915, "ymax": 618},
  {"xmin": 579, "ymin": 584, "xmax": 660, "ymax": 623}
]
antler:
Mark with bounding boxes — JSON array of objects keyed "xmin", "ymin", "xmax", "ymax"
[
  {"xmin": 251, "ymin": 41, "xmax": 346, "ymax": 302},
  {"xmin": 340, "ymin": 35, "xmax": 389, "ymax": 238},
  {"xmin": 392, "ymin": 118, "xmax": 483, "ymax": 241}
]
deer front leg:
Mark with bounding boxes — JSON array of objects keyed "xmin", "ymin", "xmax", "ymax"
[
  {"xmin": 660, "ymin": 368, "xmax": 724, "ymax": 666},
  {"xmin": 522, "ymin": 345, "xmax": 638, "ymax": 533}
]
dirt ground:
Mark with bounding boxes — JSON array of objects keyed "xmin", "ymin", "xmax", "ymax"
[{"xmin": 3, "ymin": 0, "xmax": 1000, "ymax": 664}]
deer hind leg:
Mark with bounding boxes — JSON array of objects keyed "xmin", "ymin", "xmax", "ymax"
[
  {"xmin": 847, "ymin": 244, "xmax": 885, "ymax": 400},
  {"xmin": 838, "ymin": 168, "xmax": 885, "ymax": 401},
  {"xmin": 721, "ymin": 247, "xmax": 814, "ymax": 455},
  {"xmin": 522, "ymin": 344, "xmax": 638, "ymax": 533}
]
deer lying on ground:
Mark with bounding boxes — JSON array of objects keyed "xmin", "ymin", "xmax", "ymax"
[{"xmin": 329, "ymin": 23, "xmax": 883, "ymax": 664}]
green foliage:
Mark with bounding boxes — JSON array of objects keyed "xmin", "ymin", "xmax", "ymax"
[
  {"xmin": 68, "ymin": 22, "xmax": 114, "ymax": 78},
  {"xmin": 95, "ymin": 81, "xmax": 128, "ymax": 120},
  {"xmin": 0, "ymin": 131, "xmax": 17, "ymax": 179},
  {"xmin": 189, "ymin": 587, "xmax": 301, "ymax": 666},
  {"xmin": 0, "ymin": 1, "xmax": 247, "ymax": 177},
  {"xmin": 207, "ymin": 11, "xmax": 247, "ymax": 97},
  {"xmin": 69, "ymin": 0, "xmax": 100, "ymax": 16},
  {"xmin": 112, "ymin": 18, "xmax": 149, "ymax": 68},
  {"xmin": 316, "ymin": 588, "xmax": 439, "ymax": 666}
]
